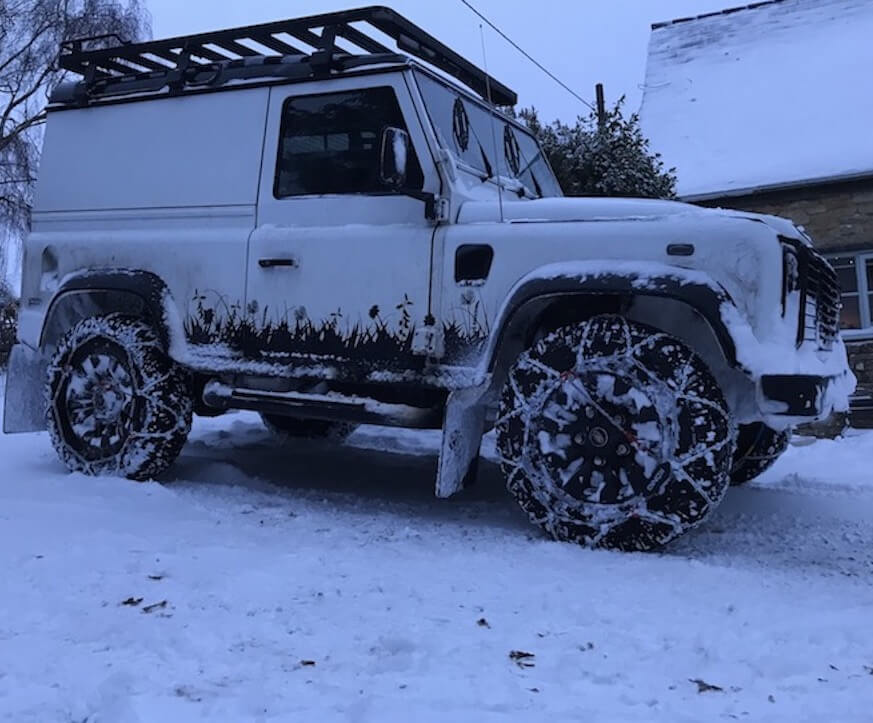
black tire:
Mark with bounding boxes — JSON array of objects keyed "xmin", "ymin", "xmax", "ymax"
[
  {"xmin": 729, "ymin": 423, "xmax": 790, "ymax": 486},
  {"xmin": 46, "ymin": 315, "xmax": 192, "ymax": 480},
  {"xmin": 261, "ymin": 413, "xmax": 355, "ymax": 442},
  {"xmin": 496, "ymin": 315, "xmax": 736, "ymax": 552}
]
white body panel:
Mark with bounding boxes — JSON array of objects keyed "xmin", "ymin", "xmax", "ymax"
[
  {"xmin": 21, "ymin": 89, "xmax": 271, "ymax": 363},
  {"xmin": 20, "ymin": 207, "xmax": 253, "ymax": 356},
  {"xmin": 437, "ymin": 200, "xmax": 853, "ymax": 387},
  {"xmin": 245, "ymin": 76, "xmax": 439, "ymax": 369},
  {"xmin": 36, "ymin": 89, "xmax": 269, "ymax": 210},
  {"xmin": 8, "ymin": 64, "xmax": 853, "ymax": 437}
]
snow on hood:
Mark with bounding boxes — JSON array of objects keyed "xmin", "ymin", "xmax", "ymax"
[
  {"xmin": 457, "ymin": 197, "xmax": 704, "ymax": 224},
  {"xmin": 457, "ymin": 197, "xmax": 806, "ymax": 240}
]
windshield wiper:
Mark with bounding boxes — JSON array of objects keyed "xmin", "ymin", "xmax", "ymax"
[
  {"xmin": 478, "ymin": 141, "xmax": 493, "ymax": 181},
  {"xmin": 517, "ymin": 146, "xmax": 543, "ymax": 182}
]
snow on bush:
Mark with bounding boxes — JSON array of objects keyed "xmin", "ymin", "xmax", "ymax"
[{"xmin": 0, "ymin": 287, "xmax": 16, "ymax": 363}]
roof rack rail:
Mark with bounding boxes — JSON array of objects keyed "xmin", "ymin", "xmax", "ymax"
[{"xmin": 58, "ymin": 5, "xmax": 517, "ymax": 106}]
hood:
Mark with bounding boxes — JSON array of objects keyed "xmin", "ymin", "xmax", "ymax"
[
  {"xmin": 457, "ymin": 197, "xmax": 706, "ymax": 224},
  {"xmin": 456, "ymin": 196, "xmax": 807, "ymax": 241}
]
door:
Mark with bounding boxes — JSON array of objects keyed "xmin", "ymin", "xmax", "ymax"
[{"xmin": 249, "ymin": 77, "xmax": 439, "ymax": 371}]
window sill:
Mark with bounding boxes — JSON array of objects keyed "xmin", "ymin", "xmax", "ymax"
[{"xmin": 841, "ymin": 328, "xmax": 873, "ymax": 341}]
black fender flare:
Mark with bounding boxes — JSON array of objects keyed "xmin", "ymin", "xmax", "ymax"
[
  {"xmin": 483, "ymin": 264, "xmax": 743, "ymax": 374},
  {"xmin": 40, "ymin": 268, "xmax": 180, "ymax": 351}
]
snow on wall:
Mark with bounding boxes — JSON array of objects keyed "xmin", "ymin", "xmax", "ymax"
[{"xmin": 640, "ymin": 0, "xmax": 873, "ymax": 199}]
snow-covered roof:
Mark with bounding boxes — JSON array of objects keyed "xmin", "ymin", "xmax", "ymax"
[{"xmin": 639, "ymin": 0, "xmax": 873, "ymax": 200}]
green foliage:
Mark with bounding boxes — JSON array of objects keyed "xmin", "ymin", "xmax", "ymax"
[{"xmin": 519, "ymin": 99, "xmax": 677, "ymax": 199}]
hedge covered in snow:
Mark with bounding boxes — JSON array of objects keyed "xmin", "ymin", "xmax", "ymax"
[{"xmin": 0, "ymin": 295, "xmax": 16, "ymax": 364}]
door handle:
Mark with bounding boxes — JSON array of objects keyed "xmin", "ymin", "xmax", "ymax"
[{"xmin": 258, "ymin": 257, "xmax": 299, "ymax": 269}]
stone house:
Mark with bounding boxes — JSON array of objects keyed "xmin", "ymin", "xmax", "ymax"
[{"xmin": 639, "ymin": 0, "xmax": 873, "ymax": 414}]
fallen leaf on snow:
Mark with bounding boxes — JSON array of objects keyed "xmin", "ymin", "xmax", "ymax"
[
  {"xmin": 300, "ymin": 660, "xmax": 316, "ymax": 667},
  {"xmin": 121, "ymin": 597, "xmax": 143, "ymax": 607},
  {"xmin": 175, "ymin": 686, "xmax": 202, "ymax": 702},
  {"xmin": 509, "ymin": 650, "xmax": 536, "ymax": 668},
  {"xmin": 142, "ymin": 600, "xmax": 168, "ymax": 614},
  {"xmin": 689, "ymin": 678, "xmax": 723, "ymax": 693},
  {"xmin": 476, "ymin": 618, "xmax": 490, "ymax": 628}
]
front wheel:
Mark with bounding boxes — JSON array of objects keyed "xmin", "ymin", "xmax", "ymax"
[
  {"xmin": 46, "ymin": 315, "xmax": 193, "ymax": 480},
  {"xmin": 496, "ymin": 315, "xmax": 736, "ymax": 551}
]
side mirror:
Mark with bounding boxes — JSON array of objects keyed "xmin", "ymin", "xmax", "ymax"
[{"xmin": 380, "ymin": 126, "xmax": 410, "ymax": 189}]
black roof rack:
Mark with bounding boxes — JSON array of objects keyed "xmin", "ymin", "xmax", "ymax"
[{"xmin": 58, "ymin": 5, "xmax": 517, "ymax": 106}]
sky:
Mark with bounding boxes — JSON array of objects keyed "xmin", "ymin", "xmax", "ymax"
[{"xmin": 144, "ymin": 0, "xmax": 734, "ymax": 123}]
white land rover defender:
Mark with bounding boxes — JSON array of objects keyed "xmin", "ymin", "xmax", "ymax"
[{"xmin": 4, "ymin": 7, "xmax": 854, "ymax": 550}]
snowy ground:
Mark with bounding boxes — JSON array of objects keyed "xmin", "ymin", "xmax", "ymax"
[{"xmin": 2, "ymin": 375, "xmax": 873, "ymax": 722}]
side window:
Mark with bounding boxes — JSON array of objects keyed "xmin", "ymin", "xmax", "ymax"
[{"xmin": 274, "ymin": 86, "xmax": 424, "ymax": 197}]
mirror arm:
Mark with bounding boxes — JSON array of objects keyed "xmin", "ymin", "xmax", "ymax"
[
  {"xmin": 391, "ymin": 190, "xmax": 444, "ymax": 222},
  {"xmin": 403, "ymin": 190, "xmax": 438, "ymax": 220}
]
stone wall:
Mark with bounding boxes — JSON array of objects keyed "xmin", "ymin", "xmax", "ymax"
[
  {"xmin": 698, "ymin": 177, "xmax": 873, "ymax": 252},
  {"xmin": 847, "ymin": 338, "xmax": 873, "ymax": 391}
]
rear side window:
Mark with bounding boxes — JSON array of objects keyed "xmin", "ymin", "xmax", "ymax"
[{"xmin": 274, "ymin": 86, "xmax": 424, "ymax": 197}]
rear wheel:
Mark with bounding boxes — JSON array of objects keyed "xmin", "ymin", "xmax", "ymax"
[
  {"xmin": 46, "ymin": 315, "xmax": 192, "ymax": 480},
  {"xmin": 496, "ymin": 315, "xmax": 736, "ymax": 551},
  {"xmin": 729, "ymin": 423, "xmax": 790, "ymax": 486}
]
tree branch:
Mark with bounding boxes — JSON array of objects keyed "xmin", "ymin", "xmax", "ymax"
[{"xmin": 0, "ymin": 17, "xmax": 57, "ymax": 77}]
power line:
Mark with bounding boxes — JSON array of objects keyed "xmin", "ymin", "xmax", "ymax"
[{"xmin": 458, "ymin": 0, "xmax": 596, "ymax": 111}]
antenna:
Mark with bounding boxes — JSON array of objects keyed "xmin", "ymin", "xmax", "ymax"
[{"xmin": 479, "ymin": 24, "xmax": 505, "ymax": 224}]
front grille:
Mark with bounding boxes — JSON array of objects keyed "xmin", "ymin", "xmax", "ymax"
[{"xmin": 799, "ymin": 246, "xmax": 840, "ymax": 350}]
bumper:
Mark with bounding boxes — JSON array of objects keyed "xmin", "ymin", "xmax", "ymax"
[
  {"xmin": 758, "ymin": 372, "xmax": 851, "ymax": 420},
  {"xmin": 3, "ymin": 343, "xmax": 48, "ymax": 433}
]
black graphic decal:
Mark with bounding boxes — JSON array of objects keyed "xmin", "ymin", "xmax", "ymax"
[
  {"xmin": 452, "ymin": 97, "xmax": 470, "ymax": 152},
  {"xmin": 444, "ymin": 289, "xmax": 490, "ymax": 363},
  {"xmin": 184, "ymin": 291, "xmax": 489, "ymax": 368}
]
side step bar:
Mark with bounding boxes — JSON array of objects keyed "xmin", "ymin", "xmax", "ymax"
[{"xmin": 202, "ymin": 381, "xmax": 443, "ymax": 429}]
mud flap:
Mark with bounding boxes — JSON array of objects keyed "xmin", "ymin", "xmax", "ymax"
[
  {"xmin": 3, "ymin": 343, "xmax": 48, "ymax": 433},
  {"xmin": 436, "ymin": 384, "xmax": 488, "ymax": 498}
]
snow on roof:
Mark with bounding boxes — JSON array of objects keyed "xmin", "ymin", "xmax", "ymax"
[{"xmin": 640, "ymin": 0, "xmax": 873, "ymax": 200}]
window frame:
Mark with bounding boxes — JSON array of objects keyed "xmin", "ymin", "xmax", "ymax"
[
  {"xmin": 411, "ymin": 68, "xmax": 563, "ymax": 198},
  {"xmin": 826, "ymin": 250, "xmax": 873, "ymax": 338},
  {"xmin": 272, "ymin": 85, "xmax": 424, "ymax": 200}
]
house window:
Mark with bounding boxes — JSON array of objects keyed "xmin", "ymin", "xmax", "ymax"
[
  {"xmin": 274, "ymin": 86, "xmax": 423, "ymax": 198},
  {"xmin": 827, "ymin": 252, "xmax": 873, "ymax": 332}
]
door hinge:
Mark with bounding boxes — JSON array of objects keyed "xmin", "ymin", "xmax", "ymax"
[
  {"xmin": 412, "ymin": 324, "xmax": 445, "ymax": 358},
  {"xmin": 431, "ymin": 196, "xmax": 451, "ymax": 224}
]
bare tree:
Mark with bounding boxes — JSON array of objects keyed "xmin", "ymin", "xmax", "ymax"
[{"xmin": 0, "ymin": 0, "xmax": 151, "ymax": 238}]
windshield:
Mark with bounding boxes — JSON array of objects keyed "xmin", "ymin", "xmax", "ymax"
[{"xmin": 414, "ymin": 71, "xmax": 563, "ymax": 198}]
